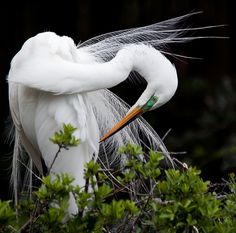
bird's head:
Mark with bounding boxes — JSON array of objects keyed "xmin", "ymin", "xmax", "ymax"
[{"xmin": 100, "ymin": 48, "xmax": 178, "ymax": 142}]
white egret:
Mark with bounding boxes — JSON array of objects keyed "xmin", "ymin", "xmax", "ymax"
[{"xmin": 8, "ymin": 13, "xmax": 211, "ymax": 213}]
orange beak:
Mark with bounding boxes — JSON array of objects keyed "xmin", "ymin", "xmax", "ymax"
[
  {"xmin": 99, "ymin": 95, "xmax": 159, "ymax": 143},
  {"xmin": 99, "ymin": 106, "xmax": 143, "ymax": 143}
]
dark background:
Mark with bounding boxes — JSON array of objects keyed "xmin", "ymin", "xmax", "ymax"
[{"xmin": 0, "ymin": 0, "xmax": 235, "ymax": 199}]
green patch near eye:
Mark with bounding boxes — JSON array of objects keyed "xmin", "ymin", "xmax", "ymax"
[{"xmin": 141, "ymin": 95, "xmax": 158, "ymax": 112}]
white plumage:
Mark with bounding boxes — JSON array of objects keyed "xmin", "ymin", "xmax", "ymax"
[{"xmin": 8, "ymin": 13, "xmax": 204, "ymax": 213}]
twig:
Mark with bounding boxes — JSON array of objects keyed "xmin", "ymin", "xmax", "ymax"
[
  {"xmin": 19, "ymin": 208, "xmax": 40, "ymax": 232},
  {"xmin": 20, "ymin": 145, "xmax": 64, "ymax": 232},
  {"xmin": 154, "ymin": 198, "xmax": 175, "ymax": 205},
  {"xmin": 173, "ymin": 157, "xmax": 189, "ymax": 170},
  {"xmin": 129, "ymin": 181, "xmax": 158, "ymax": 233},
  {"xmin": 47, "ymin": 145, "xmax": 63, "ymax": 175}
]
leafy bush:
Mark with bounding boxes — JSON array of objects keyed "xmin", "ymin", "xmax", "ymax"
[{"xmin": 1, "ymin": 125, "xmax": 236, "ymax": 232}]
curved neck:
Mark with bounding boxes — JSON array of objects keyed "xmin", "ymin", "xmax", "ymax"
[{"xmin": 8, "ymin": 43, "xmax": 168, "ymax": 96}]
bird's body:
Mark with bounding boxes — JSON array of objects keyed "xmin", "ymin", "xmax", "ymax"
[
  {"xmin": 9, "ymin": 34, "xmax": 100, "ymax": 179},
  {"xmin": 8, "ymin": 13, "xmax": 204, "ymax": 213}
]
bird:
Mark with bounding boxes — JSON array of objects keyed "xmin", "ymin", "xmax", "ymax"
[{"xmin": 8, "ymin": 12, "xmax": 209, "ymax": 213}]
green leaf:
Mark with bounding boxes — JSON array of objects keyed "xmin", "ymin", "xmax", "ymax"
[
  {"xmin": 50, "ymin": 123, "xmax": 80, "ymax": 147},
  {"xmin": 0, "ymin": 200, "xmax": 15, "ymax": 226},
  {"xmin": 84, "ymin": 160, "xmax": 100, "ymax": 178},
  {"xmin": 118, "ymin": 143, "xmax": 144, "ymax": 156}
]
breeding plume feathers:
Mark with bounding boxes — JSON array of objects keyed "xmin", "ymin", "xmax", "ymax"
[{"xmin": 78, "ymin": 11, "xmax": 225, "ymax": 62}]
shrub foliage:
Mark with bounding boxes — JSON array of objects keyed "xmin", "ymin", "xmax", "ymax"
[{"xmin": 1, "ymin": 125, "xmax": 236, "ymax": 233}]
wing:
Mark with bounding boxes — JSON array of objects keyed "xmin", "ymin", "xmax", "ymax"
[{"xmin": 9, "ymin": 83, "xmax": 44, "ymax": 174}]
